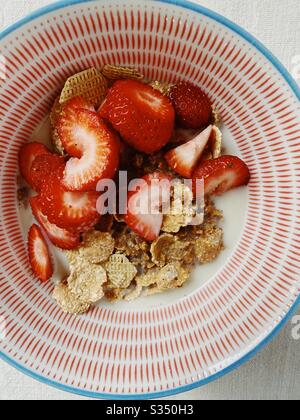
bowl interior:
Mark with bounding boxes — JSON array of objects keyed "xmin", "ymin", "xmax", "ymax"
[{"xmin": 0, "ymin": 0, "xmax": 299, "ymax": 398}]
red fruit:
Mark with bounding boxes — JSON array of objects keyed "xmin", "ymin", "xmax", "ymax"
[
  {"xmin": 57, "ymin": 109, "xmax": 120, "ymax": 191},
  {"xmin": 39, "ymin": 164, "xmax": 101, "ymax": 232},
  {"xmin": 193, "ymin": 156, "xmax": 251, "ymax": 196},
  {"xmin": 99, "ymin": 80, "xmax": 175, "ymax": 154},
  {"xmin": 30, "ymin": 196, "xmax": 81, "ymax": 250},
  {"xmin": 28, "ymin": 224, "xmax": 53, "ymax": 283},
  {"xmin": 165, "ymin": 125, "xmax": 213, "ymax": 178},
  {"xmin": 124, "ymin": 172, "xmax": 172, "ymax": 241},
  {"xmin": 31, "ymin": 154, "xmax": 65, "ymax": 191},
  {"xmin": 56, "ymin": 96, "xmax": 95, "ymax": 157},
  {"xmin": 19, "ymin": 142, "xmax": 51, "ymax": 190},
  {"xmin": 169, "ymin": 82, "xmax": 212, "ymax": 129}
]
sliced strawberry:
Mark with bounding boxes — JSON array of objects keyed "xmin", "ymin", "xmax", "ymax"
[
  {"xmin": 124, "ymin": 172, "xmax": 172, "ymax": 241},
  {"xmin": 165, "ymin": 125, "xmax": 213, "ymax": 178},
  {"xmin": 31, "ymin": 154, "xmax": 65, "ymax": 191},
  {"xmin": 169, "ymin": 82, "xmax": 212, "ymax": 129},
  {"xmin": 193, "ymin": 156, "xmax": 251, "ymax": 196},
  {"xmin": 99, "ymin": 80, "xmax": 175, "ymax": 154},
  {"xmin": 30, "ymin": 196, "xmax": 81, "ymax": 250},
  {"xmin": 39, "ymin": 164, "xmax": 101, "ymax": 232},
  {"xmin": 55, "ymin": 96, "xmax": 95, "ymax": 157},
  {"xmin": 19, "ymin": 142, "xmax": 51, "ymax": 190},
  {"xmin": 57, "ymin": 109, "xmax": 120, "ymax": 191},
  {"xmin": 28, "ymin": 224, "xmax": 53, "ymax": 283}
]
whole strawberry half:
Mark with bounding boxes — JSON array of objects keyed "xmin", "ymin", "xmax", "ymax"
[
  {"xmin": 57, "ymin": 109, "xmax": 120, "ymax": 192},
  {"xmin": 169, "ymin": 82, "xmax": 212, "ymax": 129},
  {"xmin": 99, "ymin": 80, "xmax": 175, "ymax": 154},
  {"xmin": 19, "ymin": 142, "xmax": 51, "ymax": 190},
  {"xmin": 28, "ymin": 224, "xmax": 53, "ymax": 283},
  {"xmin": 30, "ymin": 196, "xmax": 81, "ymax": 250},
  {"xmin": 193, "ymin": 156, "xmax": 251, "ymax": 196},
  {"xmin": 124, "ymin": 172, "xmax": 172, "ymax": 241},
  {"xmin": 39, "ymin": 164, "xmax": 101, "ymax": 233}
]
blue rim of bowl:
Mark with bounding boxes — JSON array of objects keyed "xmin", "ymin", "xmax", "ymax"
[{"xmin": 0, "ymin": 0, "xmax": 299, "ymax": 400}]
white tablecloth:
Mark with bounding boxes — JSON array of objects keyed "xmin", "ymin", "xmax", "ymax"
[{"xmin": 0, "ymin": 0, "xmax": 299, "ymax": 401}]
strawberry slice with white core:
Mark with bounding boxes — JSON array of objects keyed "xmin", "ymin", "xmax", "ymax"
[
  {"xmin": 58, "ymin": 109, "xmax": 120, "ymax": 191},
  {"xmin": 193, "ymin": 155, "xmax": 251, "ymax": 196},
  {"xmin": 56, "ymin": 96, "xmax": 95, "ymax": 157},
  {"xmin": 28, "ymin": 224, "xmax": 53, "ymax": 283},
  {"xmin": 165, "ymin": 125, "xmax": 213, "ymax": 178},
  {"xmin": 30, "ymin": 197, "xmax": 81, "ymax": 250},
  {"xmin": 125, "ymin": 173, "xmax": 172, "ymax": 241},
  {"xmin": 39, "ymin": 164, "xmax": 101, "ymax": 232}
]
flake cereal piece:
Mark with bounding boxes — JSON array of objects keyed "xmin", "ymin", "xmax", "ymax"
[
  {"xmin": 50, "ymin": 97, "xmax": 65, "ymax": 155},
  {"xmin": 102, "ymin": 64, "xmax": 144, "ymax": 81},
  {"xmin": 53, "ymin": 282, "xmax": 91, "ymax": 314},
  {"xmin": 106, "ymin": 254, "xmax": 138, "ymax": 289},
  {"xmin": 162, "ymin": 182, "xmax": 202, "ymax": 233},
  {"xmin": 67, "ymin": 261, "xmax": 107, "ymax": 304},
  {"xmin": 60, "ymin": 68, "xmax": 108, "ymax": 107},
  {"xmin": 194, "ymin": 224, "xmax": 224, "ymax": 264},
  {"xmin": 135, "ymin": 263, "xmax": 192, "ymax": 294},
  {"xmin": 202, "ymin": 125, "xmax": 223, "ymax": 161},
  {"xmin": 65, "ymin": 230, "xmax": 115, "ymax": 265},
  {"xmin": 151, "ymin": 234, "xmax": 196, "ymax": 267}
]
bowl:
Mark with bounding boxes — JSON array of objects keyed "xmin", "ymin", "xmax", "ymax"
[{"xmin": 0, "ymin": 0, "xmax": 300, "ymax": 399}]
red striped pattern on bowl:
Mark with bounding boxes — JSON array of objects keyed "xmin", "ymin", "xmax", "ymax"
[{"xmin": 0, "ymin": 0, "xmax": 299, "ymax": 397}]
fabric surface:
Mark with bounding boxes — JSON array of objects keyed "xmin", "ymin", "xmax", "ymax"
[{"xmin": 0, "ymin": 0, "xmax": 299, "ymax": 401}]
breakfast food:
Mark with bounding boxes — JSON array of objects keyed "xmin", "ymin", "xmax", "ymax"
[{"xmin": 17, "ymin": 65, "xmax": 251, "ymax": 314}]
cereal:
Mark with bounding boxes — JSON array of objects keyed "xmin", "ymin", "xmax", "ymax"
[
  {"xmin": 80, "ymin": 231, "xmax": 115, "ymax": 264},
  {"xmin": 104, "ymin": 287, "xmax": 126, "ymax": 302},
  {"xmin": 102, "ymin": 64, "xmax": 144, "ymax": 81},
  {"xmin": 162, "ymin": 182, "xmax": 202, "ymax": 233},
  {"xmin": 212, "ymin": 107, "xmax": 222, "ymax": 126},
  {"xmin": 68, "ymin": 261, "xmax": 107, "ymax": 304},
  {"xmin": 50, "ymin": 97, "xmax": 65, "ymax": 155},
  {"xmin": 53, "ymin": 282, "xmax": 91, "ymax": 314},
  {"xmin": 105, "ymin": 254, "xmax": 137, "ymax": 289},
  {"xmin": 114, "ymin": 227, "xmax": 152, "ymax": 269},
  {"xmin": 59, "ymin": 68, "xmax": 108, "ymax": 107},
  {"xmin": 151, "ymin": 234, "xmax": 196, "ymax": 267},
  {"xmin": 135, "ymin": 263, "xmax": 192, "ymax": 294},
  {"xmin": 194, "ymin": 225, "xmax": 224, "ymax": 264},
  {"xmin": 149, "ymin": 81, "xmax": 172, "ymax": 96},
  {"xmin": 124, "ymin": 285, "xmax": 143, "ymax": 301},
  {"xmin": 202, "ymin": 125, "xmax": 222, "ymax": 161},
  {"xmin": 65, "ymin": 231, "xmax": 115, "ymax": 265}
]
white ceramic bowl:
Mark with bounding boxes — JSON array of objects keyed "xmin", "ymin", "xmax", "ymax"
[{"xmin": 0, "ymin": 0, "xmax": 299, "ymax": 399}]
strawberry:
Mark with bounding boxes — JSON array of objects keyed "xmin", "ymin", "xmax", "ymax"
[
  {"xmin": 30, "ymin": 196, "xmax": 81, "ymax": 250},
  {"xmin": 31, "ymin": 154, "xmax": 65, "ymax": 191},
  {"xmin": 165, "ymin": 125, "xmax": 213, "ymax": 178},
  {"xmin": 19, "ymin": 142, "xmax": 51, "ymax": 190},
  {"xmin": 55, "ymin": 96, "xmax": 95, "ymax": 157},
  {"xmin": 39, "ymin": 164, "xmax": 101, "ymax": 232},
  {"xmin": 57, "ymin": 109, "xmax": 120, "ymax": 191},
  {"xmin": 169, "ymin": 82, "xmax": 212, "ymax": 129},
  {"xmin": 124, "ymin": 172, "xmax": 172, "ymax": 241},
  {"xmin": 99, "ymin": 80, "xmax": 175, "ymax": 154},
  {"xmin": 28, "ymin": 224, "xmax": 53, "ymax": 283},
  {"xmin": 193, "ymin": 156, "xmax": 251, "ymax": 196}
]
